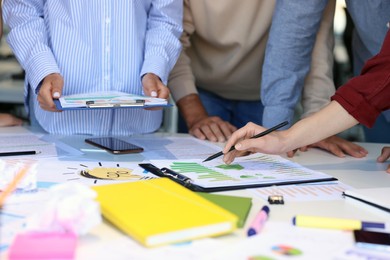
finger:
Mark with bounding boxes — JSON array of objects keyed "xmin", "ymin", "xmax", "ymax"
[
  {"xmin": 0, "ymin": 114, "xmax": 22, "ymax": 127},
  {"xmin": 234, "ymin": 138, "xmax": 263, "ymax": 152},
  {"xmin": 287, "ymin": 150, "xmax": 297, "ymax": 157},
  {"xmin": 199, "ymin": 124, "xmax": 218, "ymax": 142},
  {"xmin": 208, "ymin": 122, "xmax": 226, "ymax": 142},
  {"xmin": 51, "ymin": 75, "xmax": 63, "ymax": 99},
  {"xmin": 157, "ymin": 86, "xmax": 170, "ymax": 99},
  {"xmin": 377, "ymin": 147, "xmax": 390, "ymax": 162},
  {"xmin": 326, "ymin": 143, "xmax": 346, "ymax": 158},
  {"xmin": 299, "ymin": 146, "xmax": 309, "ymax": 152},
  {"xmin": 38, "ymin": 83, "xmax": 53, "ymax": 105},
  {"xmin": 39, "ymin": 75, "xmax": 63, "ymax": 111},
  {"xmin": 338, "ymin": 142, "xmax": 367, "ymax": 158},
  {"xmin": 219, "ymin": 122, "xmax": 236, "ymax": 140},
  {"xmin": 223, "ymin": 125, "xmax": 254, "ymax": 153},
  {"xmin": 387, "ymin": 164, "xmax": 390, "ymax": 174},
  {"xmin": 38, "ymin": 86, "xmax": 57, "ymax": 111},
  {"xmin": 189, "ymin": 127, "xmax": 206, "ymax": 140},
  {"xmin": 223, "ymin": 149, "xmax": 241, "ymax": 164}
]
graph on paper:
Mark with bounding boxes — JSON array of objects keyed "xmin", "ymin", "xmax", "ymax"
[
  {"xmin": 150, "ymin": 153, "xmax": 335, "ymax": 188},
  {"xmin": 249, "ymin": 182, "xmax": 353, "ymax": 201}
]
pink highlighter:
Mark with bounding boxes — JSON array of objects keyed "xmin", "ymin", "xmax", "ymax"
[{"xmin": 247, "ymin": 205, "xmax": 270, "ymax": 237}]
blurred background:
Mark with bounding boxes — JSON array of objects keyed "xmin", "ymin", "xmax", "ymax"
[{"xmin": 0, "ymin": 0, "xmax": 366, "ymax": 141}]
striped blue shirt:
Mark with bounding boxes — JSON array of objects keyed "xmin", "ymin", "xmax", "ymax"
[{"xmin": 3, "ymin": 0, "xmax": 182, "ymax": 135}]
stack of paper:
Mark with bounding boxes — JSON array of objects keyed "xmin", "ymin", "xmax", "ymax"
[{"xmin": 93, "ymin": 178, "xmax": 237, "ymax": 247}]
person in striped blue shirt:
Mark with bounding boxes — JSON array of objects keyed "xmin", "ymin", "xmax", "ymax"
[{"xmin": 3, "ymin": 1, "xmax": 182, "ymax": 135}]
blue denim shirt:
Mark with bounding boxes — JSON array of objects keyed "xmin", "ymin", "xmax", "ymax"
[{"xmin": 261, "ymin": 0, "xmax": 390, "ymax": 128}]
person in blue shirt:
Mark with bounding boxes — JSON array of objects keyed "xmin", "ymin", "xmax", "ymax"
[
  {"xmin": 261, "ymin": 0, "xmax": 390, "ymax": 143},
  {"xmin": 3, "ymin": 0, "xmax": 182, "ymax": 135}
]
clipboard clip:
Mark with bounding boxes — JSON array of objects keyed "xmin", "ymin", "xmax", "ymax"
[
  {"xmin": 86, "ymin": 100, "xmax": 145, "ymax": 108},
  {"xmin": 139, "ymin": 163, "xmax": 193, "ymax": 187}
]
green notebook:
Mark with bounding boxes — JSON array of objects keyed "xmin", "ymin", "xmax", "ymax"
[{"xmin": 196, "ymin": 192, "xmax": 252, "ymax": 228}]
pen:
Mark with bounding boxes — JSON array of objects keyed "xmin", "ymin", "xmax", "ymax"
[
  {"xmin": 247, "ymin": 205, "xmax": 270, "ymax": 237},
  {"xmin": 0, "ymin": 163, "xmax": 32, "ymax": 206},
  {"xmin": 0, "ymin": 151, "xmax": 39, "ymax": 157},
  {"xmin": 203, "ymin": 121, "xmax": 288, "ymax": 162},
  {"xmin": 292, "ymin": 215, "xmax": 386, "ymax": 230}
]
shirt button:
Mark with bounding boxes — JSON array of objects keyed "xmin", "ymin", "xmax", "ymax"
[
  {"xmin": 105, "ymin": 18, "xmax": 111, "ymax": 24},
  {"xmin": 106, "ymin": 46, "xmax": 110, "ymax": 52},
  {"xmin": 104, "ymin": 76, "xmax": 110, "ymax": 81},
  {"xmin": 387, "ymin": 22, "xmax": 390, "ymax": 28}
]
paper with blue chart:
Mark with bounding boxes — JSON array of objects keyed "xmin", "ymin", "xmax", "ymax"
[{"xmin": 150, "ymin": 153, "xmax": 335, "ymax": 188}]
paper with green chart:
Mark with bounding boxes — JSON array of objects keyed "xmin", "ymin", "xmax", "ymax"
[{"xmin": 149, "ymin": 153, "xmax": 336, "ymax": 190}]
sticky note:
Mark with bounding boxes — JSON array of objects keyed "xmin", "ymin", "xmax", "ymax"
[{"xmin": 9, "ymin": 232, "xmax": 77, "ymax": 259}]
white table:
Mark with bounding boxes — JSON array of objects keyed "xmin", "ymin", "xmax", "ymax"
[
  {"xmin": 1, "ymin": 128, "xmax": 390, "ymax": 259},
  {"xmin": 74, "ymin": 138, "xmax": 390, "ymax": 258}
]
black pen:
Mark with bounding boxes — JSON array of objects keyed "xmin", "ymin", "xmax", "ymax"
[
  {"xmin": 203, "ymin": 121, "xmax": 289, "ymax": 162},
  {"xmin": 0, "ymin": 151, "xmax": 40, "ymax": 157}
]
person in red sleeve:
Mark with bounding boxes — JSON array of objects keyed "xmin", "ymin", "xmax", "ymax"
[{"xmin": 222, "ymin": 30, "xmax": 390, "ymax": 173}]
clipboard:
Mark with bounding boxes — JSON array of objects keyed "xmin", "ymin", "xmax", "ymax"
[
  {"xmin": 54, "ymin": 91, "xmax": 172, "ymax": 110},
  {"xmin": 139, "ymin": 163, "xmax": 337, "ymax": 192},
  {"xmin": 54, "ymin": 100, "xmax": 172, "ymax": 110}
]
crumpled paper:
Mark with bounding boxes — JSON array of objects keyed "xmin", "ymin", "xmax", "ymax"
[
  {"xmin": 25, "ymin": 182, "xmax": 102, "ymax": 235},
  {"xmin": 0, "ymin": 159, "xmax": 37, "ymax": 192}
]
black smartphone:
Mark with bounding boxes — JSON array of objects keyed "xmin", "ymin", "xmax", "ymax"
[
  {"xmin": 354, "ymin": 230, "xmax": 390, "ymax": 252},
  {"xmin": 85, "ymin": 137, "xmax": 143, "ymax": 154}
]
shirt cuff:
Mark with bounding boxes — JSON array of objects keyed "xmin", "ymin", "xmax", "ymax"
[
  {"xmin": 25, "ymin": 51, "xmax": 60, "ymax": 92},
  {"xmin": 141, "ymin": 57, "xmax": 169, "ymax": 85},
  {"xmin": 331, "ymin": 88, "xmax": 380, "ymax": 128},
  {"xmin": 262, "ymin": 106, "xmax": 294, "ymax": 129}
]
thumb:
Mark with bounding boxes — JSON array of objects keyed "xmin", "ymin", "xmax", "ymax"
[
  {"xmin": 51, "ymin": 74, "xmax": 64, "ymax": 99},
  {"xmin": 52, "ymin": 86, "xmax": 62, "ymax": 99}
]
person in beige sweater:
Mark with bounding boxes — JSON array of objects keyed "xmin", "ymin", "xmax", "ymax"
[
  {"xmin": 0, "ymin": 3, "xmax": 23, "ymax": 127},
  {"xmin": 168, "ymin": 0, "xmax": 367, "ymax": 158}
]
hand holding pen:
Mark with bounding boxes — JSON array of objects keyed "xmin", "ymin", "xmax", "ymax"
[{"xmin": 221, "ymin": 121, "xmax": 288, "ymax": 164}]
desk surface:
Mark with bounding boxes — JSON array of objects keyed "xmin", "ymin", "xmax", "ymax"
[{"xmin": 1, "ymin": 128, "xmax": 390, "ymax": 259}]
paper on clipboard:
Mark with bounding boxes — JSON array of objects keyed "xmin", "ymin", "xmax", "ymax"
[
  {"xmin": 55, "ymin": 91, "xmax": 170, "ymax": 110},
  {"xmin": 141, "ymin": 153, "xmax": 337, "ymax": 192}
]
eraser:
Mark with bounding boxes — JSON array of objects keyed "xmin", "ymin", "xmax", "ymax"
[
  {"xmin": 9, "ymin": 232, "xmax": 77, "ymax": 259},
  {"xmin": 268, "ymin": 194, "xmax": 284, "ymax": 204}
]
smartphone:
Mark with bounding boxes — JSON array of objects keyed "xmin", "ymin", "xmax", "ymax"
[
  {"xmin": 85, "ymin": 137, "xmax": 143, "ymax": 154},
  {"xmin": 354, "ymin": 230, "xmax": 390, "ymax": 252}
]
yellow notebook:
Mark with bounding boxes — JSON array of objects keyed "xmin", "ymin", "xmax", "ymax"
[{"xmin": 93, "ymin": 178, "xmax": 237, "ymax": 247}]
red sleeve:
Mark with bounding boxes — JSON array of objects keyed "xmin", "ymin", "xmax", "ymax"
[{"xmin": 331, "ymin": 30, "xmax": 390, "ymax": 128}]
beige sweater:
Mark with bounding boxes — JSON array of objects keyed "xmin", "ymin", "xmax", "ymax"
[{"xmin": 168, "ymin": 0, "xmax": 336, "ymax": 118}]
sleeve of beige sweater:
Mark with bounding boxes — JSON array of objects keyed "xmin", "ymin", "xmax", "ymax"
[
  {"xmin": 167, "ymin": 0, "xmax": 197, "ymax": 102},
  {"xmin": 300, "ymin": 0, "xmax": 336, "ymax": 119}
]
